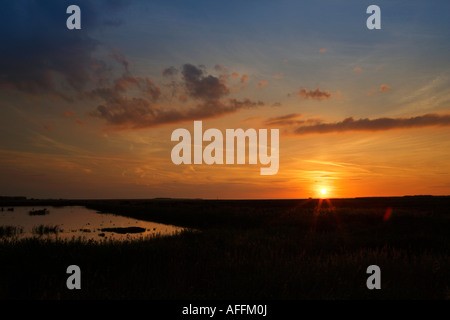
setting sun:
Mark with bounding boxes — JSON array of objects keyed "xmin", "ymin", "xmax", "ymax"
[{"xmin": 320, "ymin": 188, "xmax": 327, "ymax": 195}]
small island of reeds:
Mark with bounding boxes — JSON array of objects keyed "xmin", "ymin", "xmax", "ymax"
[{"xmin": 28, "ymin": 208, "xmax": 49, "ymax": 216}]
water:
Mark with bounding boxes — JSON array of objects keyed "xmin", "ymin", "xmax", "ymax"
[{"xmin": 0, "ymin": 206, "xmax": 186, "ymax": 242}]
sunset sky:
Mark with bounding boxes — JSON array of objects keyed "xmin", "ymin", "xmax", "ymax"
[{"xmin": 1, "ymin": 0, "xmax": 450, "ymax": 199}]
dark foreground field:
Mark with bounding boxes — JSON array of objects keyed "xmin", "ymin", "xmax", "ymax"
[{"xmin": 0, "ymin": 197, "xmax": 449, "ymax": 299}]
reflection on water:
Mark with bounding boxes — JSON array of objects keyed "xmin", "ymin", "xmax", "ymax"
[{"xmin": 0, "ymin": 206, "xmax": 185, "ymax": 242}]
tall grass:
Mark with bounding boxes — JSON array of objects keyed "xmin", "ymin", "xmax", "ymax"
[
  {"xmin": 32, "ymin": 224, "xmax": 60, "ymax": 236},
  {"xmin": 0, "ymin": 198, "xmax": 449, "ymax": 299},
  {"xmin": 0, "ymin": 225, "xmax": 23, "ymax": 238},
  {"xmin": 28, "ymin": 208, "xmax": 49, "ymax": 216}
]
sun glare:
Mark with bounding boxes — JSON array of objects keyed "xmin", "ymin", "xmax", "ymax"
[{"xmin": 320, "ymin": 188, "xmax": 327, "ymax": 195}]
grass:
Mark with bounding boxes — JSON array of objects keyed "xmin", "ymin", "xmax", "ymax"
[
  {"xmin": 32, "ymin": 225, "xmax": 60, "ymax": 236},
  {"xmin": 28, "ymin": 208, "xmax": 50, "ymax": 216},
  {"xmin": 0, "ymin": 226, "xmax": 23, "ymax": 238},
  {"xmin": 0, "ymin": 197, "xmax": 449, "ymax": 299}
]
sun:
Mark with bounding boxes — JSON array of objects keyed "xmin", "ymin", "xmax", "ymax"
[{"xmin": 316, "ymin": 185, "xmax": 331, "ymax": 198}]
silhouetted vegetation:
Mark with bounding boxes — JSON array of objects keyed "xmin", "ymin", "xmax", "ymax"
[
  {"xmin": 0, "ymin": 197, "xmax": 449, "ymax": 299},
  {"xmin": 32, "ymin": 225, "xmax": 60, "ymax": 236},
  {"xmin": 0, "ymin": 226, "xmax": 23, "ymax": 238},
  {"xmin": 28, "ymin": 208, "xmax": 49, "ymax": 216}
]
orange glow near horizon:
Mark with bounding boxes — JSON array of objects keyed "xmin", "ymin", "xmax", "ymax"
[{"xmin": 1, "ymin": 2, "xmax": 450, "ymax": 200}]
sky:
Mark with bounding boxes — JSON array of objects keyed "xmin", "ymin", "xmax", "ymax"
[{"xmin": 1, "ymin": 0, "xmax": 450, "ymax": 199}]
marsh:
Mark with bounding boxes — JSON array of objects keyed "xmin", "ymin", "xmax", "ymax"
[{"xmin": 0, "ymin": 205, "xmax": 185, "ymax": 241}]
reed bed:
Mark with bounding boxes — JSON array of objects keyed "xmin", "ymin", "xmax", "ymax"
[{"xmin": 0, "ymin": 198, "xmax": 449, "ymax": 299}]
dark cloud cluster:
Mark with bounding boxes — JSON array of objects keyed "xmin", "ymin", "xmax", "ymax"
[
  {"xmin": 90, "ymin": 75, "xmax": 161, "ymax": 101},
  {"xmin": 292, "ymin": 88, "xmax": 333, "ymax": 100},
  {"xmin": 181, "ymin": 64, "xmax": 230, "ymax": 101},
  {"xmin": 293, "ymin": 113, "xmax": 450, "ymax": 135},
  {"xmin": 0, "ymin": 0, "xmax": 129, "ymax": 95},
  {"xmin": 91, "ymin": 97, "xmax": 264, "ymax": 130},
  {"xmin": 162, "ymin": 66, "xmax": 178, "ymax": 77},
  {"xmin": 90, "ymin": 64, "xmax": 266, "ymax": 129},
  {"xmin": 0, "ymin": 3, "xmax": 270, "ymax": 130}
]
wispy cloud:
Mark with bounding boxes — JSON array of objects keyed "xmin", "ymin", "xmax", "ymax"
[
  {"xmin": 273, "ymin": 73, "xmax": 283, "ymax": 79},
  {"xmin": 108, "ymin": 47, "xmax": 130, "ymax": 73},
  {"xmin": 63, "ymin": 111, "xmax": 76, "ymax": 118},
  {"xmin": 257, "ymin": 80, "xmax": 269, "ymax": 88},
  {"xmin": 265, "ymin": 113, "xmax": 304, "ymax": 126},
  {"xmin": 293, "ymin": 113, "xmax": 450, "ymax": 135},
  {"xmin": 291, "ymin": 88, "xmax": 334, "ymax": 100},
  {"xmin": 240, "ymin": 116, "xmax": 261, "ymax": 123},
  {"xmin": 240, "ymin": 74, "xmax": 249, "ymax": 88},
  {"xmin": 265, "ymin": 114, "xmax": 323, "ymax": 127},
  {"xmin": 366, "ymin": 84, "xmax": 392, "ymax": 96}
]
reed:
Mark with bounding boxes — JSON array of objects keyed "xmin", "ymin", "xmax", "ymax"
[
  {"xmin": 28, "ymin": 208, "xmax": 50, "ymax": 216},
  {"xmin": 32, "ymin": 224, "xmax": 60, "ymax": 236},
  {"xmin": 0, "ymin": 225, "xmax": 23, "ymax": 238},
  {"xmin": 0, "ymin": 198, "xmax": 449, "ymax": 299}
]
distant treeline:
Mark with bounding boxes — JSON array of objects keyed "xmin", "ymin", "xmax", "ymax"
[{"xmin": 0, "ymin": 196, "xmax": 27, "ymax": 200}]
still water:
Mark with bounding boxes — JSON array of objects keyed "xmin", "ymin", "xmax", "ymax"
[{"xmin": 0, "ymin": 206, "xmax": 185, "ymax": 242}]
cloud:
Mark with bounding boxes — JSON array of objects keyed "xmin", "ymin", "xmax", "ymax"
[
  {"xmin": 178, "ymin": 94, "xmax": 188, "ymax": 102},
  {"xmin": 90, "ymin": 97, "xmax": 265, "ymax": 129},
  {"xmin": 183, "ymin": 99, "xmax": 264, "ymax": 120},
  {"xmin": 90, "ymin": 63, "xmax": 268, "ymax": 130},
  {"xmin": 182, "ymin": 64, "xmax": 230, "ymax": 101},
  {"xmin": 214, "ymin": 64, "xmax": 228, "ymax": 73},
  {"xmin": 241, "ymin": 116, "xmax": 261, "ymax": 123},
  {"xmin": 0, "ymin": 0, "xmax": 129, "ymax": 95},
  {"xmin": 162, "ymin": 66, "xmax": 178, "ymax": 77},
  {"xmin": 75, "ymin": 119, "xmax": 86, "ymax": 126},
  {"xmin": 319, "ymin": 48, "xmax": 327, "ymax": 53},
  {"xmin": 63, "ymin": 110, "xmax": 86, "ymax": 126},
  {"xmin": 63, "ymin": 111, "xmax": 76, "ymax": 118},
  {"xmin": 273, "ymin": 73, "xmax": 283, "ymax": 79},
  {"xmin": 293, "ymin": 88, "xmax": 333, "ymax": 100},
  {"xmin": 91, "ymin": 97, "xmax": 155, "ymax": 127},
  {"xmin": 293, "ymin": 113, "xmax": 450, "ymax": 135},
  {"xmin": 257, "ymin": 80, "xmax": 269, "ymax": 88},
  {"xmin": 240, "ymin": 75, "xmax": 250, "ymax": 88},
  {"xmin": 367, "ymin": 84, "xmax": 392, "ymax": 96},
  {"xmin": 89, "ymin": 75, "xmax": 161, "ymax": 102},
  {"xmin": 380, "ymin": 84, "xmax": 392, "ymax": 92},
  {"xmin": 108, "ymin": 47, "xmax": 130, "ymax": 73},
  {"xmin": 353, "ymin": 67, "xmax": 363, "ymax": 72},
  {"xmin": 265, "ymin": 113, "xmax": 304, "ymax": 126},
  {"xmin": 265, "ymin": 113, "xmax": 322, "ymax": 127}
]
